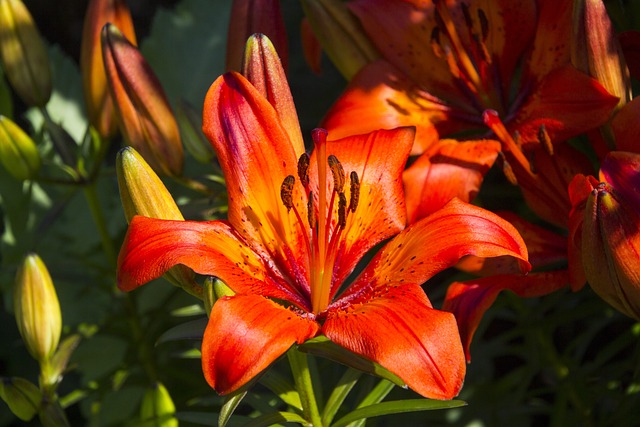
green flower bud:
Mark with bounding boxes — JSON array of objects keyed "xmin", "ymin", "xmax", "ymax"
[
  {"xmin": 0, "ymin": 115, "xmax": 40, "ymax": 180},
  {"xmin": 140, "ymin": 382, "xmax": 178, "ymax": 427},
  {"xmin": 0, "ymin": 377, "xmax": 42, "ymax": 422},
  {"xmin": 0, "ymin": 0, "xmax": 51, "ymax": 107},
  {"xmin": 14, "ymin": 254, "xmax": 62, "ymax": 363},
  {"xmin": 203, "ymin": 277, "xmax": 235, "ymax": 315}
]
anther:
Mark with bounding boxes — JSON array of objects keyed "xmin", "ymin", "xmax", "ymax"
[
  {"xmin": 349, "ymin": 171, "xmax": 360, "ymax": 213},
  {"xmin": 338, "ymin": 192, "xmax": 347, "ymax": 228},
  {"xmin": 538, "ymin": 125, "xmax": 554, "ymax": 156},
  {"xmin": 430, "ymin": 27, "xmax": 444, "ymax": 58},
  {"xmin": 328, "ymin": 155, "xmax": 346, "ymax": 193},
  {"xmin": 461, "ymin": 3, "xmax": 473, "ymax": 30},
  {"xmin": 280, "ymin": 175, "xmax": 295, "ymax": 211},
  {"xmin": 307, "ymin": 191, "xmax": 315, "ymax": 227},
  {"xmin": 499, "ymin": 153, "xmax": 518, "ymax": 185},
  {"xmin": 298, "ymin": 153, "xmax": 310, "ymax": 187}
]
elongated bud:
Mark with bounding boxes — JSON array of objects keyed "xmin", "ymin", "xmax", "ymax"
[
  {"xmin": 0, "ymin": 0, "xmax": 51, "ymax": 107},
  {"xmin": 81, "ymin": 0, "xmax": 136, "ymax": 138},
  {"xmin": 226, "ymin": 0, "xmax": 288, "ymax": 72},
  {"xmin": 176, "ymin": 100, "xmax": 215, "ymax": 164},
  {"xmin": 581, "ymin": 181, "xmax": 640, "ymax": 320},
  {"xmin": 0, "ymin": 377, "xmax": 41, "ymax": 422},
  {"xmin": 572, "ymin": 0, "xmax": 631, "ymax": 108},
  {"xmin": 203, "ymin": 276, "xmax": 235, "ymax": 315},
  {"xmin": 301, "ymin": 0, "xmax": 378, "ymax": 79},
  {"xmin": 242, "ymin": 34, "xmax": 304, "ymax": 150},
  {"xmin": 117, "ymin": 147, "xmax": 200, "ymax": 297},
  {"xmin": 140, "ymin": 382, "xmax": 177, "ymax": 427},
  {"xmin": 102, "ymin": 23, "xmax": 183, "ymax": 176},
  {"xmin": 0, "ymin": 115, "xmax": 40, "ymax": 180},
  {"xmin": 14, "ymin": 254, "xmax": 61, "ymax": 363}
]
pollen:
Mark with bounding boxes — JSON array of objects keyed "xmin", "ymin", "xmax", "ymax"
[
  {"xmin": 349, "ymin": 171, "xmax": 360, "ymax": 213},
  {"xmin": 280, "ymin": 175, "xmax": 295, "ymax": 211}
]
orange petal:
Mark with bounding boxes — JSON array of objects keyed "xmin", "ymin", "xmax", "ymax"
[
  {"xmin": 203, "ymin": 295, "xmax": 319, "ymax": 394},
  {"xmin": 309, "ymin": 128, "xmax": 413, "ymax": 293},
  {"xmin": 443, "ymin": 270, "xmax": 570, "ymax": 360},
  {"xmin": 323, "ymin": 60, "xmax": 457, "ymax": 155},
  {"xmin": 346, "ymin": 198, "xmax": 530, "ymax": 294},
  {"xmin": 323, "ymin": 284, "xmax": 465, "ymax": 400},
  {"xmin": 511, "ymin": 66, "xmax": 619, "ymax": 144},
  {"xmin": 403, "ymin": 138, "xmax": 500, "ymax": 223},
  {"xmin": 202, "ymin": 72, "xmax": 309, "ymax": 283},
  {"xmin": 600, "ymin": 151, "xmax": 640, "ymax": 209},
  {"xmin": 117, "ymin": 216, "xmax": 310, "ymax": 309}
]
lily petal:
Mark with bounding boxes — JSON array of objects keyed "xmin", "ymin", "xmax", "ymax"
[
  {"xmin": 443, "ymin": 271, "xmax": 570, "ymax": 360},
  {"xmin": 403, "ymin": 138, "xmax": 500, "ymax": 223},
  {"xmin": 117, "ymin": 216, "xmax": 310, "ymax": 309},
  {"xmin": 600, "ymin": 151, "xmax": 640, "ymax": 210},
  {"xmin": 511, "ymin": 66, "xmax": 619, "ymax": 144},
  {"xmin": 323, "ymin": 60, "xmax": 457, "ymax": 155},
  {"xmin": 323, "ymin": 284, "xmax": 465, "ymax": 400},
  {"xmin": 310, "ymin": 128, "xmax": 413, "ymax": 294},
  {"xmin": 345, "ymin": 198, "xmax": 530, "ymax": 297},
  {"xmin": 202, "ymin": 72, "xmax": 309, "ymax": 284},
  {"xmin": 203, "ymin": 294, "xmax": 319, "ymax": 394}
]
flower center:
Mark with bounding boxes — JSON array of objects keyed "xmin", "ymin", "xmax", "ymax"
[
  {"xmin": 280, "ymin": 129, "xmax": 360, "ymax": 314},
  {"xmin": 431, "ymin": 1, "xmax": 503, "ymax": 114}
]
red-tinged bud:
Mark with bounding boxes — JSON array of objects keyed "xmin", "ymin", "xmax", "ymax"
[
  {"xmin": 301, "ymin": 0, "xmax": 378, "ymax": 80},
  {"xmin": 101, "ymin": 23, "xmax": 183, "ymax": 176},
  {"xmin": 0, "ymin": 115, "xmax": 40, "ymax": 180},
  {"xmin": 582, "ymin": 180, "xmax": 640, "ymax": 320},
  {"xmin": 14, "ymin": 254, "xmax": 62, "ymax": 363},
  {"xmin": 572, "ymin": 0, "xmax": 630, "ymax": 109},
  {"xmin": 80, "ymin": 0, "xmax": 136, "ymax": 138},
  {"xmin": 0, "ymin": 0, "xmax": 51, "ymax": 107},
  {"xmin": 226, "ymin": 0, "xmax": 288, "ymax": 72},
  {"xmin": 241, "ymin": 34, "xmax": 304, "ymax": 150}
]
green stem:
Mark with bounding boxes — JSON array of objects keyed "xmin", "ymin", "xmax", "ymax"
[
  {"xmin": 287, "ymin": 349, "xmax": 323, "ymax": 427},
  {"xmin": 83, "ymin": 184, "xmax": 117, "ymax": 269}
]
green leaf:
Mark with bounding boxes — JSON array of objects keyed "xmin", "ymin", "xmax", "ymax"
[
  {"xmin": 259, "ymin": 370, "xmax": 302, "ymax": 411},
  {"xmin": 330, "ymin": 399, "xmax": 467, "ymax": 427},
  {"xmin": 170, "ymin": 304, "xmax": 206, "ymax": 317},
  {"xmin": 240, "ymin": 411, "xmax": 309, "ymax": 427},
  {"xmin": 141, "ymin": 0, "xmax": 230, "ymax": 108},
  {"xmin": 321, "ymin": 368, "xmax": 362, "ymax": 426},
  {"xmin": 155, "ymin": 317, "xmax": 207, "ymax": 345},
  {"xmin": 219, "ymin": 389, "xmax": 247, "ymax": 427},
  {"xmin": 298, "ymin": 336, "xmax": 405, "ymax": 388},
  {"xmin": 49, "ymin": 334, "xmax": 82, "ymax": 383}
]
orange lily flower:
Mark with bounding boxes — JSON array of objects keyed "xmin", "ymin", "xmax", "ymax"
[
  {"xmin": 323, "ymin": 0, "xmax": 618, "ymax": 154},
  {"xmin": 117, "ymin": 72, "xmax": 530, "ymax": 399}
]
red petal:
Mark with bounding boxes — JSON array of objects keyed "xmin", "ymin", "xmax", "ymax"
[
  {"xmin": 203, "ymin": 295, "xmax": 318, "ymax": 394},
  {"xmin": 568, "ymin": 174, "xmax": 600, "ymax": 291},
  {"xmin": 345, "ymin": 199, "xmax": 530, "ymax": 296},
  {"xmin": 323, "ymin": 60, "xmax": 459, "ymax": 155},
  {"xmin": 310, "ymin": 128, "xmax": 413, "ymax": 293},
  {"xmin": 323, "ymin": 284, "xmax": 465, "ymax": 399},
  {"xmin": 443, "ymin": 271, "xmax": 570, "ymax": 360},
  {"xmin": 403, "ymin": 139, "xmax": 500, "ymax": 223},
  {"xmin": 601, "ymin": 152, "xmax": 640, "ymax": 210},
  {"xmin": 511, "ymin": 66, "xmax": 619, "ymax": 144},
  {"xmin": 117, "ymin": 216, "xmax": 310, "ymax": 309},
  {"xmin": 202, "ymin": 72, "xmax": 309, "ymax": 284}
]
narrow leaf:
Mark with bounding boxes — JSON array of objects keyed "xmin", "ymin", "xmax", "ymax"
[{"xmin": 155, "ymin": 318, "xmax": 207, "ymax": 345}]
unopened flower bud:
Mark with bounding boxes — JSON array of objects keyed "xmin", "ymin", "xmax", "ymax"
[
  {"xmin": 0, "ymin": 377, "xmax": 41, "ymax": 422},
  {"xmin": 301, "ymin": 0, "xmax": 378, "ymax": 79},
  {"xmin": 242, "ymin": 34, "xmax": 304, "ymax": 150},
  {"xmin": 203, "ymin": 276, "xmax": 235, "ymax": 315},
  {"xmin": 140, "ymin": 382, "xmax": 177, "ymax": 427},
  {"xmin": 116, "ymin": 147, "xmax": 200, "ymax": 297},
  {"xmin": 572, "ymin": 0, "xmax": 631, "ymax": 108},
  {"xmin": 14, "ymin": 254, "xmax": 62, "ymax": 363},
  {"xmin": 0, "ymin": 115, "xmax": 40, "ymax": 180},
  {"xmin": 226, "ymin": 0, "xmax": 288, "ymax": 72},
  {"xmin": 102, "ymin": 23, "xmax": 183, "ymax": 176},
  {"xmin": 0, "ymin": 0, "xmax": 51, "ymax": 107},
  {"xmin": 81, "ymin": 0, "xmax": 136, "ymax": 138},
  {"xmin": 581, "ymin": 180, "xmax": 640, "ymax": 320}
]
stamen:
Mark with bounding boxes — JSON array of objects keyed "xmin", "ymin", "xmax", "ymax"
[
  {"xmin": 349, "ymin": 171, "xmax": 360, "ymax": 213},
  {"xmin": 328, "ymin": 155, "xmax": 346, "ymax": 193},
  {"xmin": 280, "ymin": 175, "xmax": 295, "ymax": 211},
  {"xmin": 430, "ymin": 27, "xmax": 444, "ymax": 58},
  {"xmin": 478, "ymin": 9, "xmax": 489, "ymax": 41},
  {"xmin": 298, "ymin": 153, "xmax": 310, "ymax": 187},
  {"xmin": 307, "ymin": 191, "xmax": 315, "ymax": 228},
  {"xmin": 499, "ymin": 152, "xmax": 518, "ymax": 185},
  {"xmin": 538, "ymin": 125, "xmax": 554, "ymax": 156},
  {"xmin": 337, "ymin": 193, "xmax": 347, "ymax": 228}
]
